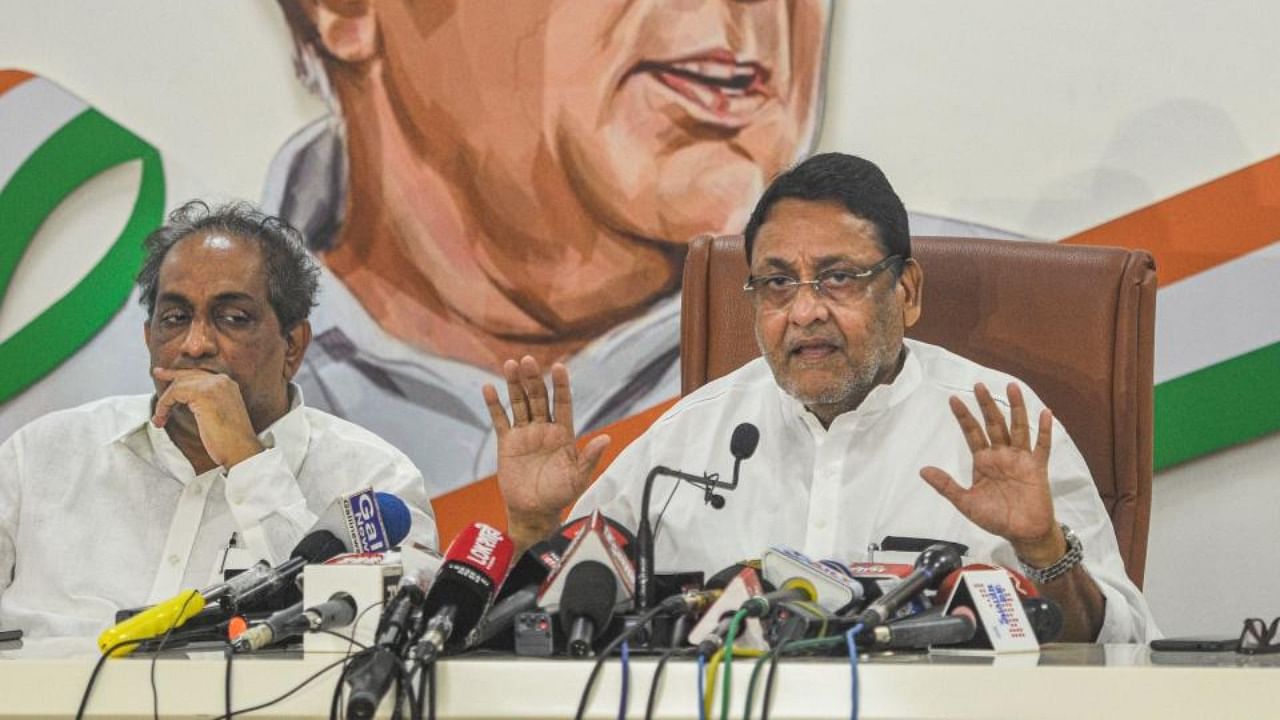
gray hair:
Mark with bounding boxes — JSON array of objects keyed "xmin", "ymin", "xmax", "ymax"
[{"xmin": 136, "ymin": 199, "xmax": 320, "ymax": 333}]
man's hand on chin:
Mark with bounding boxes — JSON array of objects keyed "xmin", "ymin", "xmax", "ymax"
[{"xmin": 152, "ymin": 367, "xmax": 264, "ymax": 470}]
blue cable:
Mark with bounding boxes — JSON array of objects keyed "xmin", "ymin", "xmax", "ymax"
[
  {"xmin": 617, "ymin": 641, "xmax": 630, "ymax": 720},
  {"xmin": 844, "ymin": 624, "xmax": 864, "ymax": 720},
  {"xmin": 696, "ymin": 654, "xmax": 708, "ymax": 720}
]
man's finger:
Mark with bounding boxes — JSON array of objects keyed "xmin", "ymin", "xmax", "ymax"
[
  {"xmin": 948, "ymin": 395, "xmax": 989, "ymax": 453},
  {"xmin": 152, "ymin": 382, "xmax": 189, "ymax": 428},
  {"xmin": 502, "ymin": 359, "xmax": 530, "ymax": 425},
  {"xmin": 1007, "ymin": 383, "xmax": 1031, "ymax": 449},
  {"xmin": 576, "ymin": 434, "xmax": 612, "ymax": 493},
  {"xmin": 920, "ymin": 467, "xmax": 968, "ymax": 511},
  {"xmin": 481, "ymin": 384, "xmax": 510, "ymax": 435},
  {"xmin": 550, "ymin": 363, "xmax": 574, "ymax": 431},
  {"xmin": 1034, "ymin": 408, "xmax": 1054, "ymax": 463},
  {"xmin": 974, "ymin": 383, "xmax": 1011, "ymax": 447},
  {"xmin": 519, "ymin": 355, "xmax": 551, "ymax": 421}
]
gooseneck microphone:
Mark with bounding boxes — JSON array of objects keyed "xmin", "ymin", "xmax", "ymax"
[{"xmin": 634, "ymin": 423, "xmax": 759, "ymax": 609}]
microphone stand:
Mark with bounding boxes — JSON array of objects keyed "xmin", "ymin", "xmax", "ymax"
[{"xmin": 635, "ymin": 460, "xmax": 747, "ymax": 610}]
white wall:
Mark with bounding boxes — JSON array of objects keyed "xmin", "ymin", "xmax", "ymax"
[{"xmin": 1, "ymin": 0, "xmax": 1277, "ymax": 636}]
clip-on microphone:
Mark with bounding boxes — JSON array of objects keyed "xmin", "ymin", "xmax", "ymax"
[{"xmin": 634, "ymin": 423, "xmax": 760, "ymax": 609}]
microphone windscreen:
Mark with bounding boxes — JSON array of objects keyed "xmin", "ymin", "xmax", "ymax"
[
  {"xmin": 374, "ymin": 492, "xmax": 412, "ymax": 547},
  {"xmin": 292, "ymin": 530, "xmax": 348, "ymax": 563},
  {"xmin": 560, "ymin": 561, "xmax": 618, "ymax": 630},
  {"xmin": 730, "ymin": 423, "xmax": 760, "ymax": 460},
  {"xmin": 422, "ymin": 523, "xmax": 515, "ymax": 647}
]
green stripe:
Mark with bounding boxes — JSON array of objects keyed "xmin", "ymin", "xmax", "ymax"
[
  {"xmin": 0, "ymin": 108, "xmax": 165, "ymax": 403},
  {"xmin": 1154, "ymin": 340, "xmax": 1280, "ymax": 469}
]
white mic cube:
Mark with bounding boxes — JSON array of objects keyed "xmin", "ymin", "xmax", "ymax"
[{"xmin": 302, "ymin": 560, "xmax": 402, "ymax": 654}]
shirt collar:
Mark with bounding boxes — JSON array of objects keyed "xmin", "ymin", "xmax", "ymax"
[{"xmin": 111, "ymin": 383, "xmax": 309, "ymax": 479}]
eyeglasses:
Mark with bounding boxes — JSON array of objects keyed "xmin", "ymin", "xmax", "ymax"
[
  {"xmin": 1238, "ymin": 617, "xmax": 1280, "ymax": 655},
  {"xmin": 743, "ymin": 255, "xmax": 904, "ymax": 308}
]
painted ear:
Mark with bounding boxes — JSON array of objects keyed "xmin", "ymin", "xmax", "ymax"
[
  {"xmin": 305, "ymin": 0, "xmax": 379, "ymax": 64},
  {"xmin": 899, "ymin": 258, "xmax": 924, "ymax": 328}
]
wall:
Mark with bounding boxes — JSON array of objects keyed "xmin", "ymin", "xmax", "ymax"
[{"xmin": 1, "ymin": 0, "xmax": 1276, "ymax": 636}]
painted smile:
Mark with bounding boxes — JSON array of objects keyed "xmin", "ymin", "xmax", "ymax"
[{"xmin": 632, "ymin": 50, "xmax": 773, "ymax": 129}]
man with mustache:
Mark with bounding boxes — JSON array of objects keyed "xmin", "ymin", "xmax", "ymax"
[
  {"xmin": 267, "ymin": 0, "xmax": 830, "ymax": 495},
  {"xmin": 0, "ymin": 201, "xmax": 435, "ymax": 638},
  {"xmin": 485, "ymin": 153, "xmax": 1158, "ymax": 642}
]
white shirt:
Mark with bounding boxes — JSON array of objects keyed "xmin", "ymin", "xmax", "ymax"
[
  {"xmin": 0, "ymin": 388, "xmax": 437, "ymax": 638},
  {"xmin": 573, "ymin": 339, "xmax": 1159, "ymax": 643},
  {"xmin": 293, "ymin": 265, "xmax": 681, "ymax": 497}
]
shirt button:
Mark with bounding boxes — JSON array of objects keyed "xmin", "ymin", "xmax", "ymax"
[{"xmin": 168, "ymin": 554, "xmax": 181, "ymax": 566}]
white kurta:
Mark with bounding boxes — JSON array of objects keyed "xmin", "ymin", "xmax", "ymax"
[
  {"xmin": 573, "ymin": 339, "xmax": 1159, "ymax": 643},
  {"xmin": 0, "ymin": 387, "xmax": 436, "ymax": 638}
]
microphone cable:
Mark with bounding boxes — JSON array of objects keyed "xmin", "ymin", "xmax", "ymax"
[
  {"xmin": 573, "ymin": 601, "xmax": 672, "ymax": 720},
  {"xmin": 618, "ymin": 641, "xmax": 631, "ymax": 720},
  {"xmin": 841, "ymin": 624, "xmax": 865, "ymax": 720},
  {"xmin": 643, "ymin": 646, "xmax": 696, "ymax": 720}
]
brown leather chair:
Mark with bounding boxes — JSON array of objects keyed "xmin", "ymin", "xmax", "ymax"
[{"xmin": 680, "ymin": 235, "xmax": 1156, "ymax": 587}]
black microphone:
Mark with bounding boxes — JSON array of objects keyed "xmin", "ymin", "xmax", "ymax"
[
  {"xmin": 854, "ymin": 544, "xmax": 963, "ymax": 628},
  {"xmin": 561, "ymin": 562, "xmax": 618, "ymax": 657},
  {"xmin": 1023, "ymin": 596, "xmax": 1065, "ymax": 643},
  {"xmin": 635, "ymin": 422, "xmax": 758, "ymax": 609},
  {"xmin": 863, "ymin": 607, "xmax": 978, "ymax": 650},
  {"xmin": 346, "ymin": 523, "xmax": 514, "ymax": 720},
  {"xmin": 232, "ymin": 592, "xmax": 357, "ymax": 652}
]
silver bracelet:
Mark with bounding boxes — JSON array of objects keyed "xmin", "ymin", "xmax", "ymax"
[{"xmin": 1019, "ymin": 524, "xmax": 1084, "ymax": 585}]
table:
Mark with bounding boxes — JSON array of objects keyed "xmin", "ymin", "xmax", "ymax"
[{"xmin": 2, "ymin": 638, "xmax": 1277, "ymax": 719}]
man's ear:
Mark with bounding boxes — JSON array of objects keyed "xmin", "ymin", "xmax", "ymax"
[
  {"xmin": 283, "ymin": 320, "xmax": 313, "ymax": 381},
  {"xmin": 304, "ymin": 0, "xmax": 379, "ymax": 64},
  {"xmin": 898, "ymin": 258, "xmax": 923, "ymax": 328}
]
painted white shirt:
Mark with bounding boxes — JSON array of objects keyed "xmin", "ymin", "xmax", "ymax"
[
  {"xmin": 573, "ymin": 339, "xmax": 1159, "ymax": 643},
  {"xmin": 0, "ymin": 387, "xmax": 436, "ymax": 638}
]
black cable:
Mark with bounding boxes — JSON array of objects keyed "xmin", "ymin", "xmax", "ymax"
[
  {"xmin": 209, "ymin": 651, "xmax": 361, "ymax": 720},
  {"xmin": 574, "ymin": 603, "xmax": 669, "ymax": 720},
  {"xmin": 759, "ymin": 638, "xmax": 792, "ymax": 720},
  {"xmin": 149, "ymin": 590, "xmax": 201, "ymax": 720},
  {"xmin": 427, "ymin": 659, "xmax": 437, "ymax": 720},
  {"xmin": 644, "ymin": 646, "xmax": 693, "ymax": 720},
  {"xmin": 224, "ymin": 644, "xmax": 234, "ymax": 719},
  {"xmin": 75, "ymin": 638, "xmax": 146, "ymax": 720}
]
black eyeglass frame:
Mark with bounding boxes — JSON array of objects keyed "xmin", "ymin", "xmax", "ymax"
[{"xmin": 742, "ymin": 254, "xmax": 906, "ymax": 304}]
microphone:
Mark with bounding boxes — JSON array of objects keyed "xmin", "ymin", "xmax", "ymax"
[
  {"xmin": 741, "ymin": 578, "xmax": 817, "ymax": 618},
  {"xmin": 561, "ymin": 562, "xmax": 618, "ymax": 657},
  {"xmin": 863, "ymin": 607, "xmax": 978, "ymax": 650},
  {"xmin": 635, "ymin": 422, "xmax": 758, "ymax": 609},
  {"xmin": 232, "ymin": 592, "xmax": 358, "ymax": 652},
  {"xmin": 98, "ymin": 492, "xmax": 410, "ymax": 656},
  {"xmin": 1022, "ymin": 597, "xmax": 1064, "ymax": 643},
  {"xmin": 346, "ymin": 523, "xmax": 514, "ymax": 720},
  {"xmin": 536, "ymin": 511, "xmax": 635, "ymax": 616},
  {"xmin": 309, "ymin": 488, "xmax": 411, "ymax": 554},
  {"xmin": 854, "ymin": 544, "xmax": 963, "ymax": 628}
]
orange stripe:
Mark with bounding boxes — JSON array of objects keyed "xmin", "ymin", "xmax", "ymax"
[
  {"xmin": 1063, "ymin": 154, "xmax": 1280, "ymax": 286},
  {"xmin": 0, "ymin": 70, "xmax": 34, "ymax": 96},
  {"xmin": 430, "ymin": 396, "xmax": 679, "ymax": 543}
]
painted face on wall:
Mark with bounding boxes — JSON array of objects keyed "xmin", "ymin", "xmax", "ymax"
[{"xmin": 374, "ymin": 0, "xmax": 830, "ymax": 250}]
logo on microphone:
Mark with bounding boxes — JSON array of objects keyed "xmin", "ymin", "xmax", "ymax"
[
  {"xmin": 465, "ymin": 524, "xmax": 506, "ymax": 571},
  {"xmin": 347, "ymin": 489, "xmax": 391, "ymax": 553}
]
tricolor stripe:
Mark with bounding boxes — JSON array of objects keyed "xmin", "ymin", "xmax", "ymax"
[
  {"xmin": 1066, "ymin": 154, "xmax": 1280, "ymax": 468},
  {"xmin": 0, "ymin": 73, "xmax": 87, "ymax": 195},
  {"xmin": 0, "ymin": 69, "xmax": 165, "ymax": 405}
]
